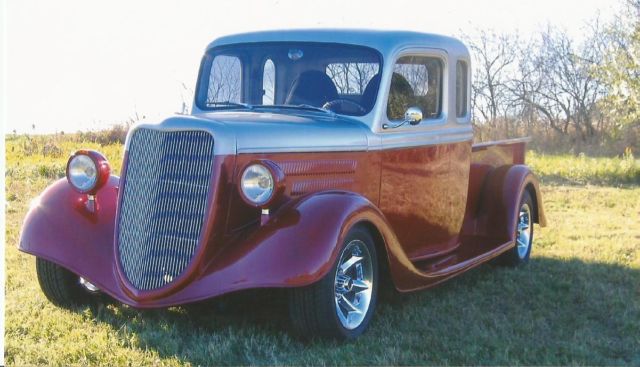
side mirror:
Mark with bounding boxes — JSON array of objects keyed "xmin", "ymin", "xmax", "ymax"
[{"xmin": 404, "ymin": 107, "xmax": 423, "ymax": 125}]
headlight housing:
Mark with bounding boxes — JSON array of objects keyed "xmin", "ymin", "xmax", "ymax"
[
  {"xmin": 66, "ymin": 150, "xmax": 110, "ymax": 194},
  {"xmin": 239, "ymin": 161, "xmax": 285, "ymax": 207}
]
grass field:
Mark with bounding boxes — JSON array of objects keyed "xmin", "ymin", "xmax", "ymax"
[{"xmin": 4, "ymin": 134, "xmax": 640, "ymax": 365}]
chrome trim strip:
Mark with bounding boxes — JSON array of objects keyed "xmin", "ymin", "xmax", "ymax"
[
  {"xmin": 372, "ymin": 126, "xmax": 473, "ymax": 151},
  {"xmin": 237, "ymin": 144, "xmax": 369, "ymax": 154},
  {"xmin": 235, "ymin": 128, "xmax": 472, "ymax": 154},
  {"xmin": 472, "ymin": 136, "xmax": 532, "ymax": 150}
]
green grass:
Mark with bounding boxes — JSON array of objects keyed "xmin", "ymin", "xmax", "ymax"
[
  {"xmin": 4, "ymin": 135, "xmax": 640, "ymax": 365},
  {"xmin": 527, "ymin": 150, "xmax": 640, "ymax": 186}
]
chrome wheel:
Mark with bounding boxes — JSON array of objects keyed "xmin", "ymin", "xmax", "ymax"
[
  {"xmin": 289, "ymin": 226, "xmax": 378, "ymax": 339},
  {"xmin": 334, "ymin": 239, "xmax": 373, "ymax": 330},
  {"xmin": 516, "ymin": 203, "xmax": 532, "ymax": 259},
  {"xmin": 79, "ymin": 277, "xmax": 99, "ymax": 293}
]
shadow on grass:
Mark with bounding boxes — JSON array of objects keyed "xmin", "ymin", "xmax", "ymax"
[{"xmin": 78, "ymin": 257, "xmax": 640, "ymax": 365}]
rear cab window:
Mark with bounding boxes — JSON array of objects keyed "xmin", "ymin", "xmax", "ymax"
[{"xmin": 456, "ymin": 60, "xmax": 468, "ymax": 118}]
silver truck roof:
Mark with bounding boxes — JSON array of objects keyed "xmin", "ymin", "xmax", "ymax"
[{"xmin": 206, "ymin": 29, "xmax": 469, "ymax": 58}]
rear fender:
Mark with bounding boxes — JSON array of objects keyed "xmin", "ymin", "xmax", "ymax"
[{"xmin": 467, "ymin": 164, "xmax": 546, "ymax": 240}]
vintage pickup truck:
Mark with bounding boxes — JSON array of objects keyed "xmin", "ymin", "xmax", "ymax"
[{"xmin": 20, "ymin": 30, "xmax": 546, "ymax": 340}]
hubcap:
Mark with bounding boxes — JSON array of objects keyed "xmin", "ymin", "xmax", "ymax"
[
  {"xmin": 334, "ymin": 240, "xmax": 373, "ymax": 330},
  {"xmin": 79, "ymin": 277, "xmax": 99, "ymax": 293},
  {"xmin": 516, "ymin": 203, "xmax": 532, "ymax": 258}
]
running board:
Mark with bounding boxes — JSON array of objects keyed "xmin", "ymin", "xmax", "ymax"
[{"xmin": 413, "ymin": 236, "xmax": 514, "ymax": 277}]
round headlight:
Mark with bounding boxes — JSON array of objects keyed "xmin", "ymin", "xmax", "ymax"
[
  {"xmin": 240, "ymin": 164, "xmax": 274, "ymax": 205},
  {"xmin": 66, "ymin": 150, "xmax": 110, "ymax": 194},
  {"xmin": 68, "ymin": 155, "xmax": 98, "ymax": 192}
]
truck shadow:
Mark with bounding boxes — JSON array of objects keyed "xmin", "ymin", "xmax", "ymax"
[{"xmin": 81, "ymin": 257, "xmax": 639, "ymax": 365}]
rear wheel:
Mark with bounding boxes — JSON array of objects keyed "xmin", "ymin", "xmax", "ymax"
[
  {"xmin": 497, "ymin": 190, "xmax": 535, "ymax": 266},
  {"xmin": 289, "ymin": 226, "xmax": 378, "ymax": 340},
  {"xmin": 36, "ymin": 257, "xmax": 101, "ymax": 308}
]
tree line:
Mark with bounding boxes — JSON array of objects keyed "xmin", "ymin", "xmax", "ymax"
[{"xmin": 464, "ymin": 0, "xmax": 639, "ymax": 154}]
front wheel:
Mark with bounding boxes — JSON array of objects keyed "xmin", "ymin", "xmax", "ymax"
[
  {"xmin": 289, "ymin": 226, "xmax": 378, "ymax": 340},
  {"xmin": 36, "ymin": 258, "xmax": 101, "ymax": 308}
]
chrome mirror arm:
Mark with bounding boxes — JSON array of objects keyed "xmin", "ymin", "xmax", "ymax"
[
  {"xmin": 382, "ymin": 120, "xmax": 409, "ymax": 129},
  {"xmin": 382, "ymin": 106, "xmax": 423, "ymax": 129}
]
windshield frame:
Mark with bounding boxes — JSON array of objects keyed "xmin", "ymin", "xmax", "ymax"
[{"xmin": 194, "ymin": 42, "xmax": 384, "ymax": 116}]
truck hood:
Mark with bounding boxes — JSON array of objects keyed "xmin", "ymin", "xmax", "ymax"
[{"xmin": 129, "ymin": 111, "xmax": 372, "ymax": 155}]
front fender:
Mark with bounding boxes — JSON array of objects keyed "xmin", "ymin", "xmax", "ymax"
[
  {"xmin": 19, "ymin": 185, "xmax": 393, "ymax": 307},
  {"xmin": 19, "ymin": 176, "xmax": 123, "ymax": 297},
  {"xmin": 157, "ymin": 191, "xmax": 391, "ymax": 305}
]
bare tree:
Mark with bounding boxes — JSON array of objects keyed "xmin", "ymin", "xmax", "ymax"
[
  {"xmin": 207, "ymin": 56, "xmax": 242, "ymax": 104},
  {"xmin": 464, "ymin": 30, "xmax": 519, "ymax": 132},
  {"xmin": 509, "ymin": 26, "xmax": 606, "ymax": 139},
  {"xmin": 327, "ymin": 63, "xmax": 378, "ymax": 94},
  {"xmin": 465, "ymin": 24, "xmax": 608, "ymax": 142}
]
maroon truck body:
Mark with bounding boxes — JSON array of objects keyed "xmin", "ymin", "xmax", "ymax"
[
  {"xmin": 20, "ymin": 137, "xmax": 544, "ymax": 307},
  {"xmin": 19, "ymin": 30, "xmax": 546, "ymax": 338}
]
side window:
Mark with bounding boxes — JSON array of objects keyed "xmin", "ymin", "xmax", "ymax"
[
  {"xmin": 325, "ymin": 63, "xmax": 380, "ymax": 95},
  {"xmin": 262, "ymin": 59, "xmax": 275, "ymax": 105},
  {"xmin": 207, "ymin": 55, "xmax": 242, "ymax": 104},
  {"xmin": 456, "ymin": 60, "xmax": 468, "ymax": 118},
  {"xmin": 386, "ymin": 56, "xmax": 443, "ymax": 120}
]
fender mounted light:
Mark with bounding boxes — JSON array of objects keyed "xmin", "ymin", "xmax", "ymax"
[
  {"xmin": 238, "ymin": 160, "xmax": 285, "ymax": 208},
  {"xmin": 66, "ymin": 150, "xmax": 111, "ymax": 195}
]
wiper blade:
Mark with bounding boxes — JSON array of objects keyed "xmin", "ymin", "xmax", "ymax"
[
  {"xmin": 255, "ymin": 104, "xmax": 333, "ymax": 115},
  {"xmin": 295, "ymin": 104, "xmax": 332, "ymax": 114},
  {"xmin": 206, "ymin": 101, "xmax": 253, "ymax": 110}
]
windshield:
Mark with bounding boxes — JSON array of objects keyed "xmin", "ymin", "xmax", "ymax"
[{"xmin": 196, "ymin": 42, "xmax": 382, "ymax": 116}]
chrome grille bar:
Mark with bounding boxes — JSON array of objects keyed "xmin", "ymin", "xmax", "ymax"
[{"xmin": 117, "ymin": 128, "xmax": 215, "ymax": 291}]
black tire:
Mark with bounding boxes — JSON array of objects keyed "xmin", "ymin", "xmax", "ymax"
[
  {"xmin": 289, "ymin": 225, "xmax": 378, "ymax": 340},
  {"xmin": 36, "ymin": 257, "xmax": 95, "ymax": 308},
  {"xmin": 497, "ymin": 190, "xmax": 535, "ymax": 266}
]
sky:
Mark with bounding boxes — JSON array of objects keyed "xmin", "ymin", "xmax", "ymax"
[{"xmin": 3, "ymin": 0, "xmax": 621, "ymax": 134}]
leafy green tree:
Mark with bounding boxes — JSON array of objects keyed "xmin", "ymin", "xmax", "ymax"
[{"xmin": 598, "ymin": 0, "xmax": 640, "ymax": 129}]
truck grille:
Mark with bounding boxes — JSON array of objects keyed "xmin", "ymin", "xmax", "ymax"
[{"xmin": 117, "ymin": 128, "xmax": 215, "ymax": 291}]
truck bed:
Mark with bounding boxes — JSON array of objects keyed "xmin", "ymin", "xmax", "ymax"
[{"xmin": 471, "ymin": 137, "xmax": 532, "ymax": 166}]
